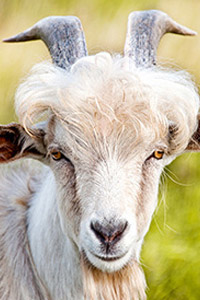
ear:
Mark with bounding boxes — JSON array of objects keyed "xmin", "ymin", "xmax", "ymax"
[
  {"xmin": 186, "ymin": 114, "xmax": 200, "ymax": 151},
  {"xmin": 0, "ymin": 123, "xmax": 47, "ymax": 163}
]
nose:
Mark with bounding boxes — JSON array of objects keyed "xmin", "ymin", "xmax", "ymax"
[{"xmin": 90, "ymin": 220, "xmax": 128, "ymax": 246}]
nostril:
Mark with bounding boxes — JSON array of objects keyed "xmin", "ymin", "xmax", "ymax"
[
  {"xmin": 90, "ymin": 220, "xmax": 128, "ymax": 245},
  {"xmin": 111, "ymin": 221, "xmax": 128, "ymax": 242},
  {"xmin": 90, "ymin": 222, "xmax": 107, "ymax": 244}
]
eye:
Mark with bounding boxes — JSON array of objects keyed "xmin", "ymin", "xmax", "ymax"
[
  {"xmin": 50, "ymin": 150, "xmax": 62, "ymax": 161},
  {"xmin": 153, "ymin": 150, "xmax": 164, "ymax": 160},
  {"xmin": 146, "ymin": 150, "xmax": 164, "ymax": 161},
  {"xmin": 49, "ymin": 149, "xmax": 73, "ymax": 165}
]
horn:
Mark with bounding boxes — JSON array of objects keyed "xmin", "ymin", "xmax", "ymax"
[
  {"xmin": 3, "ymin": 16, "xmax": 88, "ymax": 69},
  {"xmin": 124, "ymin": 10, "xmax": 197, "ymax": 68}
]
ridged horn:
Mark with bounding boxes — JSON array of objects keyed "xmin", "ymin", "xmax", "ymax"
[
  {"xmin": 124, "ymin": 10, "xmax": 197, "ymax": 68},
  {"xmin": 3, "ymin": 16, "xmax": 88, "ymax": 69}
]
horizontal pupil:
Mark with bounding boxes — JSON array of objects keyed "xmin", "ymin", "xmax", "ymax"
[
  {"xmin": 154, "ymin": 151, "xmax": 163, "ymax": 159},
  {"xmin": 51, "ymin": 152, "xmax": 62, "ymax": 159},
  {"xmin": 50, "ymin": 151, "xmax": 72, "ymax": 165}
]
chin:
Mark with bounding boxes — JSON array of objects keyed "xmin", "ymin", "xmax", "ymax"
[{"xmin": 82, "ymin": 247, "xmax": 134, "ymax": 273}]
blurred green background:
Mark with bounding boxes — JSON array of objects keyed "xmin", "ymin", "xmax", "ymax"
[{"xmin": 0, "ymin": 0, "xmax": 200, "ymax": 299}]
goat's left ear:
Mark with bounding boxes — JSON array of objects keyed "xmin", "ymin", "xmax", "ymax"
[
  {"xmin": 0, "ymin": 123, "xmax": 46, "ymax": 163},
  {"xmin": 186, "ymin": 114, "xmax": 200, "ymax": 151}
]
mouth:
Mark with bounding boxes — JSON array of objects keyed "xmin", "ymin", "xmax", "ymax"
[
  {"xmin": 90, "ymin": 251, "xmax": 127, "ymax": 262},
  {"xmin": 92, "ymin": 253, "xmax": 124, "ymax": 262},
  {"xmin": 82, "ymin": 248, "xmax": 132, "ymax": 272}
]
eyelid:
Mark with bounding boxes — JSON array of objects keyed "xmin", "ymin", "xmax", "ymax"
[{"xmin": 48, "ymin": 147, "xmax": 62, "ymax": 156}]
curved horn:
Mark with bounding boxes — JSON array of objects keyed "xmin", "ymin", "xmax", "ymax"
[
  {"xmin": 124, "ymin": 10, "xmax": 196, "ymax": 68},
  {"xmin": 3, "ymin": 16, "xmax": 88, "ymax": 69}
]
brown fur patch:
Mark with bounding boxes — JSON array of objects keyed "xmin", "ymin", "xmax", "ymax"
[
  {"xmin": 16, "ymin": 197, "xmax": 28, "ymax": 208},
  {"xmin": 81, "ymin": 254, "xmax": 146, "ymax": 300}
]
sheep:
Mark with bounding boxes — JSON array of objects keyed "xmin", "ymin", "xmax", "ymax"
[{"xmin": 0, "ymin": 9, "xmax": 199, "ymax": 300}]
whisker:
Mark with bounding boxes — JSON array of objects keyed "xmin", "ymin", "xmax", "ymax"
[{"xmin": 163, "ymin": 168, "xmax": 193, "ymax": 187}]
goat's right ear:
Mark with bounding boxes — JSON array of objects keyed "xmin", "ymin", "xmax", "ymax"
[
  {"xmin": 186, "ymin": 114, "xmax": 200, "ymax": 151},
  {"xmin": 0, "ymin": 123, "xmax": 46, "ymax": 163}
]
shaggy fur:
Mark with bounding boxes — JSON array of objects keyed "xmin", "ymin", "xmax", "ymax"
[
  {"xmin": 81, "ymin": 254, "xmax": 146, "ymax": 300},
  {"xmin": 0, "ymin": 161, "xmax": 51, "ymax": 300},
  {"xmin": 15, "ymin": 53, "xmax": 199, "ymax": 154}
]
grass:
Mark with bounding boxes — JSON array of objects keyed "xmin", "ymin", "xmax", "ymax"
[{"xmin": 0, "ymin": 0, "xmax": 200, "ymax": 299}]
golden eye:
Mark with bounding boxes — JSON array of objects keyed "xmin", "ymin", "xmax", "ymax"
[
  {"xmin": 153, "ymin": 150, "xmax": 164, "ymax": 160},
  {"xmin": 51, "ymin": 151, "xmax": 62, "ymax": 161}
]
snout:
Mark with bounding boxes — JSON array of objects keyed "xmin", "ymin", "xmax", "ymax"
[
  {"xmin": 80, "ymin": 216, "xmax": 137, "ymax": 272},
  {"xmin": 90, "ymin": 220, "xmax": 128, "ymax": 255}
]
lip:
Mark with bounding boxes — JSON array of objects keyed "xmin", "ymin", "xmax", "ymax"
[{"xmin": 91, "ymin": 252, "xmax": 127, "ymax": 262}]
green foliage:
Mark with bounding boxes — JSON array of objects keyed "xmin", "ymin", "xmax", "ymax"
[
  {"xmin": 0, "ymin": 1, "xmax": 200, "ymax": 299},
  {"xmin": 143, "ymin": 154, "xmax": 200, "ymax": 299}
]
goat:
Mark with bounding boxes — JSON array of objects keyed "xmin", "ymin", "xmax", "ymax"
[{"xmin": 0, "ymin": 10, "xmax": 199, "ymax": 300}]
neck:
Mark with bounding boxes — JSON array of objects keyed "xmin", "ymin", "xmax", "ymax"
[{"xmin": 27, "ymin": 169, "xmax": 83, "ymax": 300}]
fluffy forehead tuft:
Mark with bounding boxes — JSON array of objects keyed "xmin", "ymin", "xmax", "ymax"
[{"xmin": 15, "ymin": 52, "xmax": 199, "ymax": 157}]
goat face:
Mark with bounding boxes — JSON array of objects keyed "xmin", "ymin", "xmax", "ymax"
[
  {"xmin": 0, "ymin": 55, "xmax": 199, "ymax": 278},
  {"xmin": 1, "ymin": 52, "xmax": 199, "ymax": 277},
  {"xmin": 44, "ymin": 110, "xmax": 175, "ymax": 273},
  {"xmin": 27, "ymin": 57, "xmax": 196, "ymax": 273}
]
